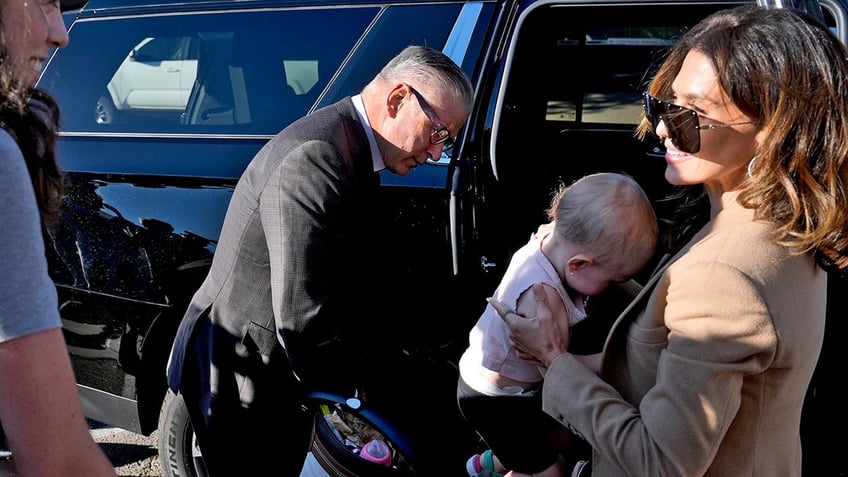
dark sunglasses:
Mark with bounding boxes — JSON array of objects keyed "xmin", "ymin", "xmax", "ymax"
[
  {"xmin": 409, "ymin": 86, "xmax": 455, "ymax": 150},
  {"xmin": 642, "ymin": 91, "xmax": 753, "ymax": 154}
]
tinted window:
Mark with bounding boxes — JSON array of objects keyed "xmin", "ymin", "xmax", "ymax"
[
  {"xmin": 41, "ymin": 7, "xmax": 378, "ymax": 134},
  {"xmin": 549, "ymin": 27, "xmax": 679, "ymax": 125},
  {"xmin": 102, "ymin": 37, "xmax": 199, "ymax": 115},
  {"xmin": 490, "ymin": 3, "xmax": 742, "ymax": 251},
  {"xmin": 499, "ymin": 3, "xmax": 736, "ymax": 129},
  {"xmin": 318, "ymin": 3, "xmax": 468, "ymax": 106}
]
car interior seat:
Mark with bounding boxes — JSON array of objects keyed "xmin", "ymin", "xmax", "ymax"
[
  {"xmin": 228, "ymin": 29, "xmax": 304, "ymax": 133},
  {"xmin": 183, "ymin": 32, "xmax": 236, "ymax": 126}
]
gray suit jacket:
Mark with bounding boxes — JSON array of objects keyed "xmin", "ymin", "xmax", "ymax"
[
  {"xmin": 542, "ymin": 200, "xmax": 826, "ymax": 476},
  {"xmin": 165, "ymin": 97, "xmax": 385, "ymax": 473}
]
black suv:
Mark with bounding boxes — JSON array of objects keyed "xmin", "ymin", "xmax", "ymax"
[{"xmin": 42, "ymin": 0, "xmax": 848, "ymax": 475}]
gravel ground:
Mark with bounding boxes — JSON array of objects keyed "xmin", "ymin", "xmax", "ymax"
[{"xmin": 0, "ymin": 420, "xmax": 163, "ymax": 477}]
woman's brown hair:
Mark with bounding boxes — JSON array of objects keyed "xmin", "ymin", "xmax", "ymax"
[
  {"xmin": 0, "ymin": 17, "xmax": 64, "ymax": 225},
  {"xmin": 637, "ymin": 6, "xmax": 848, "ymax": 271}
]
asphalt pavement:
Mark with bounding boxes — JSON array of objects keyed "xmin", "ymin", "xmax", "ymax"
[{"xmin": 0, "ymin": 420, "xmax": 163, "ymax": 477}]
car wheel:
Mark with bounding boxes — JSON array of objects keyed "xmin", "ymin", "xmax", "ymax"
[
  {"xmin": 95, "ymin": 95, "xmax": 117, "ymax": 124},
  {"xmin": 158, "ymin": 390, "xmax": 209, "ymax": 477}
]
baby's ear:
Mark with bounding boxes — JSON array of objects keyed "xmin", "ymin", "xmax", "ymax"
[{"xmin": 567, "ymin": 255, "xmax": 595, "ymax": 274}]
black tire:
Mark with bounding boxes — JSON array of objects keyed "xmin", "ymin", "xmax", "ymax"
[
  {"xmin": 158, "ymin": 390, "xmax": 209, "ymax": 477},
  {"xmin": 157, "ymin": 390, "xmax": 413, "ymax": 477}
]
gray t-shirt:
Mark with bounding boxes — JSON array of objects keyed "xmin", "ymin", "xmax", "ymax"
[{"xmin": 0, "ymin": 128, "xmax": 61, "ymax": 342}]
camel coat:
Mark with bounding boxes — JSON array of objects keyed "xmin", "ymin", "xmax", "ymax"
[{"xmin": 542, "ymin": 200, "xmax": 826, "ymax": 476}]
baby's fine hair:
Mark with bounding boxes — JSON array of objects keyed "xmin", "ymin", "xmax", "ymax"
[{"xmin": 547, "ymin": 172, "xmax": 658, "ymax": 274}]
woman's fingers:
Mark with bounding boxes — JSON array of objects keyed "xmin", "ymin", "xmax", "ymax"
[{"xmin": 487, "ymin": 296, "xmax": 516, "ymax": 322}]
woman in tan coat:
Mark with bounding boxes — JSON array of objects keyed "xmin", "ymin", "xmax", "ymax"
[{"xmin": 490, "ymin": 5, "xmax": 848, "ymax": 476}]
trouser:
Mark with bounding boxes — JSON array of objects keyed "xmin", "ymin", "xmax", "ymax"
[
  {"xmin": 180, "ymin": 317, "xmax": 314, "ymax": 477},
  {"xmin": 457, "ymin": 375, "xmax": 583, "ymax": 474}
]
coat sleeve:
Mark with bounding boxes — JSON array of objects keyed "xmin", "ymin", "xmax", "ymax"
[{"xmin": 541, "ymin": 259, "xmax": 777, "ymax": 476}]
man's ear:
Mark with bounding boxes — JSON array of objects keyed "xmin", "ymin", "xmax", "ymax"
[{"xmin": 387, "ymin": 83, "xmax": 408, "ymax": 117}]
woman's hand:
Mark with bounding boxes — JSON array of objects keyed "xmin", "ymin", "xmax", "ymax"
[{"xmin": 488, "ymin": 283, "xmax": 570, "ymax": 368}]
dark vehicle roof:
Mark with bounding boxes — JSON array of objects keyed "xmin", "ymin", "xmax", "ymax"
[{"xmin": 63, "ymin": 0, "xmax": 479, "ymax": 13}]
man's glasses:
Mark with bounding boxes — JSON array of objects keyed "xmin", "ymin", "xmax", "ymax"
[
  {"xmin": 409, "ymin": 86, "xmax": 455, "ymax": 150},
  {"xmin": 642, "ymin": 91, "xmax": 754, "ymax": 154}
]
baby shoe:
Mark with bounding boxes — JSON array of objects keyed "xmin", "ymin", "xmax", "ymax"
[{"xmin": 466, "ymin": 449, "xmax": 504, "ymax": 477}]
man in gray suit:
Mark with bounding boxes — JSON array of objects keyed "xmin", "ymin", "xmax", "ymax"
[{"xmin": 166, "ymin": 45, "xmax": 474, "ymax": 476}]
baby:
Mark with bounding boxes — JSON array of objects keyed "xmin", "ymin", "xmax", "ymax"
[{"xmin": 458, "ymin": 172, "xmax": 659, "ymax": 477}]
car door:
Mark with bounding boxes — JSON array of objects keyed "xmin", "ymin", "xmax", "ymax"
[{"xmin": 453, "ymin": 2, "xmax": 848, "ymax": 476}]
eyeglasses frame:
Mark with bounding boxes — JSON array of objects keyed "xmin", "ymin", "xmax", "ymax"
[
  {"xmin": 408, "ymin": 85, "xmax": 455, "ymax": 150},
  {"xmin": 642, "ymin": 91, "xmax": 754, "ymax": 154}
]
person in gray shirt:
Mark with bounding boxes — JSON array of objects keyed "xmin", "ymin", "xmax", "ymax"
[{"xmin": 0, "ymin": 2, "xmax": 115, "ymax": 475}]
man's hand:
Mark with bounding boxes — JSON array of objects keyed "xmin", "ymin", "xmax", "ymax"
[{"xmin": 487, "ymin": 283, "xmax": 570, "ymax": 368}]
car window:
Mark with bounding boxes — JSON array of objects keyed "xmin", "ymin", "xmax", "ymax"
[
  {"xmin": 489, "ymin": 2, "xmax": 743, "ymax": 251},
  {"xmin": 494, "ymin": 2, "xmax": 743, "ymax": 159},
  {"xmin": 104, "ymin": 37, "xmax": 199, "ymax": 115},
  {"xmin": 40, "ymin": 7, "xmax": 379, "ymax": 135},
  {"xmin": 310, "ymin": 1, "xmax": 488, "ymax": 177},
  {"xmin": 546, "ymin": 27, "xmax": 678, "ymax": 125},
  {"xmin": 318, "ymin": 2, "xmax": 472, "ymax": 106}
]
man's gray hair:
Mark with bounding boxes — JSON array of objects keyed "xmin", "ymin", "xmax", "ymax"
[{"xmin": 376, "ymin": 45, "xmax": 474, "ymax": 113}]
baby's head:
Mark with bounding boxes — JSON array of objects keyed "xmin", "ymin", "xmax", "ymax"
[{"xmin": 547, "ymin": 172, "xmax": 658, "ymax": 295}]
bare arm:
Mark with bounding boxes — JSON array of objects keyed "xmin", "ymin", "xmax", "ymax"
[{"xmin": 0, "ymin": 328, "xmax": 116, "ymax": 477}]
